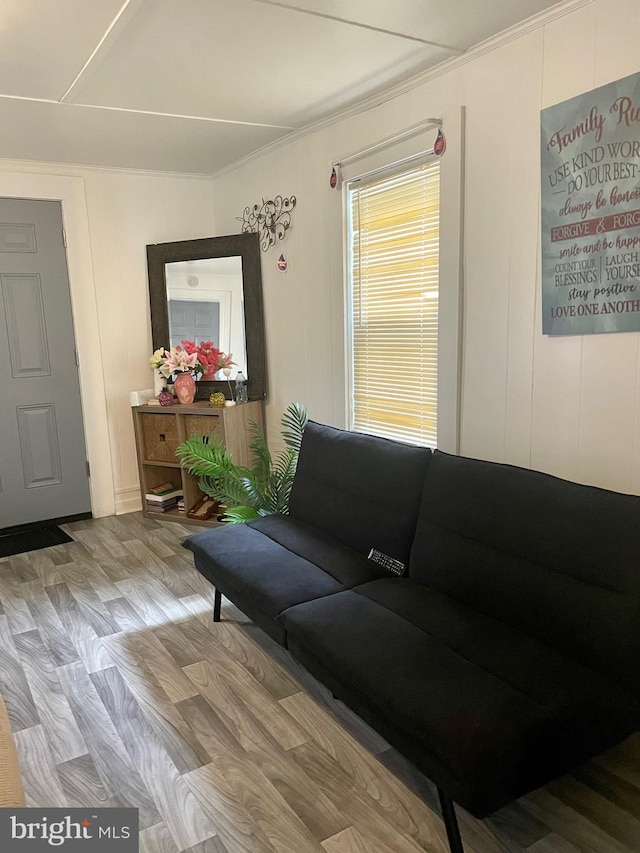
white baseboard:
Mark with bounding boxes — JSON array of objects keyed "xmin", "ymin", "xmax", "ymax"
[{"xmin": 115, "ymin": 487, "xmax": 142, "ymax": 515}]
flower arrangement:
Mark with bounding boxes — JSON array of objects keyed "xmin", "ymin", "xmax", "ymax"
[
  {"xmin": 149, "ymin": 346, "xmax": 203, "ymax": 380},
  {"xmin": 179, "ymin": 340, "xmax": 234, "ymax": 379},
  {"xmin": 150, "ymin": 340, "xmax": 234, "ymax": 382}
]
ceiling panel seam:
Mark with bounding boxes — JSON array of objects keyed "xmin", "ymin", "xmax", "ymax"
[
  {"xmin": 0, "ymin": 94, "xmax": 295, "ymax": 130},
  {"xmin": 58, "ymin": 0, "xmax": 141, "ymax": 103},
  {"xmin": 249, "ymin": 0, "xmax": 465, "ymax": 52}
]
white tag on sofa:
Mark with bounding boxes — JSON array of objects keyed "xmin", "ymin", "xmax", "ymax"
[{"xmin": 368, "ymin": 549, "xmax": 405, "ymax": 576}]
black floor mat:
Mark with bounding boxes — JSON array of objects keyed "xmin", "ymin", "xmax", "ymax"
[{"xmin": 0, "ymin": 525, "xmax": 73, "ymax": 558}]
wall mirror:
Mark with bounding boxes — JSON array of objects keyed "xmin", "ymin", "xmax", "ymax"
[{"xmin": 147, "ymin": 233, "xmax": 266, "ymax": 400}]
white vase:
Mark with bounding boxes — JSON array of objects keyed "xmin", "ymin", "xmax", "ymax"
[{"xmin": 153, "ymin": 368, "xmax": 164, "ymax": 396}]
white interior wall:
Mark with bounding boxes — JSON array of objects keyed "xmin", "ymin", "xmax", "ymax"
[
  {"xmin": 2, "ymin": 1, "xmax": 636, "ymax": 519},
  {"xmin": 211, "ymin": 0, "xmax": 640, "ymax": 495},
  {"xmin": 0, "ymin": 159, "xmax": 215, "ymax": 515}
]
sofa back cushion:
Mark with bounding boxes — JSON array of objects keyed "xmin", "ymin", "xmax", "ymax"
[
  {"xmin": 290, "ymin": 421, "xmax": 431, "ymax": 564},
  {"xmin": 410, "ymin": 450, "xmax": 640, "ymax": 699}
]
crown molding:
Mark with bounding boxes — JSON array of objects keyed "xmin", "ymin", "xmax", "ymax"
[
  {"xmin": 212, "ymin": 0, "xmax": 595, "ymax": 180},
  {"xmin": 0, "ymin": 156, "xmax": 215, "ymax": 181}
]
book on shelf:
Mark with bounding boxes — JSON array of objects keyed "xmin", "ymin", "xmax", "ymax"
[
  {"xmin": 145, "ymin": 488, "xmax": 183, "ymax": 503},
  {"xmin": 146, "ymin": 499, "xmax": 179, "ymax": 513},
  {"xmin": 148, "ymin": 482, "xmax": 179, "ymax": 496},
  {"xmin": 146, "ymin": 501, "xmax": 180, "ymax": 513}
]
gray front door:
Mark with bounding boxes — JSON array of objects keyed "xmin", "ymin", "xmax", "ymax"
[{"xmin": 0, "ymin": 198, "xmax": 91, "ymax": 529}]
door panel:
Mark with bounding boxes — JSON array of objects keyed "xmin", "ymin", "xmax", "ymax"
[
  {"xmin": 0, "ymin": 198, "xmax": 91, "ymax": 528},
  {"xmin": 17, "ymin": 405, "xmax": 63, "ymax": 488},
  {"xmin": 0, "ymin": 223, "xmax": 37, "ymax": 253},
  {"xmin": 169, "ymin": 299, "xmax": 220, "ymax": 348},
  {"xmin": 3, "ymin": 274, "xmax": 51, "ymax": 377}
]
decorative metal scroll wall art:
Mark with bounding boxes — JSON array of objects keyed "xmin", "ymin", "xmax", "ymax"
[{"xmin": 236, "ymin": 195, "xmax": 297, "ymax": 252}]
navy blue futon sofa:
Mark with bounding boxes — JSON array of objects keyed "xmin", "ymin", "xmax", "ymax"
[{"xmin": 183, "ymin": 421, "xmax": 640, "ymax": 853}]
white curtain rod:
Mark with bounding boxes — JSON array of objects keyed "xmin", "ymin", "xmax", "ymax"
[{"xmin": 332, "ymin": 117, "xmax": 442, "ymax": 168}]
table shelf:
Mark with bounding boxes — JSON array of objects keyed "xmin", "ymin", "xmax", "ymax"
[{"xmin": 132, "ymin": 400, "xmax": 264, "ymax": 527}]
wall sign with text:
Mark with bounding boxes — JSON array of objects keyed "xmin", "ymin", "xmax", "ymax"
[{"xmin": 541, "ymin": 71, "xmax": 640, "ymax": 335}]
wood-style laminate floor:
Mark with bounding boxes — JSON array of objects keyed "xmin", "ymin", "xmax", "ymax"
[{"xmin": 0, "ymin": 512, "xmax": 638, "ymax": 853}]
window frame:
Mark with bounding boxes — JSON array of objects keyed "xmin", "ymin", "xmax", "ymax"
[
  {"xmin": 346, "ymin": 154, "xmax": 441, "ymax": 446},
  {"xmin": 341, "ymin": 107, "xmax": 464, "ymax": 452}
]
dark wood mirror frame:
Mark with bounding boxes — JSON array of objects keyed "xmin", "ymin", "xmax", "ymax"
[{"xmin": 147, "ymin": 232, "xmax": 267, "ymax": 401}]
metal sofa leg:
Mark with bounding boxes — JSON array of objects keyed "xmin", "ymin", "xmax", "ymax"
[
  {"xmin": 438, "ymin": 788, "xmax": 465, "ymax": 853},
  {"xmin": 213, "ymin": 588, "xmax": 222, "ymax": 622}
]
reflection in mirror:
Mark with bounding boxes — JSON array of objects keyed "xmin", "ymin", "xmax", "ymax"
[{"xmin": 165, "ymin": 256, "xmax": 247, "ymax": 378}]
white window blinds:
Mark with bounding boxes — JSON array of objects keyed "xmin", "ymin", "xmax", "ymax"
[{"xmin": 348, "ymin": 158, "xmax": 440, "ymax": 446}]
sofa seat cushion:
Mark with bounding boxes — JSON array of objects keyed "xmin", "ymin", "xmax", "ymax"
[
  {"xmin": 246, "ymin": 515, "xmax": 390, "ymax": 586},
  {"xmin": 279, "ymin": 578, "xmax": 640, "ymax": 817},
  {"xmin": 183, "ymin": 520, "xmax": 385, "ymax": 645}
]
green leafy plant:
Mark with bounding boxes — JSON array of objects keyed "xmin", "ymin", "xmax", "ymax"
[{"xmin": 176, "ymin": 402, "xmax": 308, "ymax": 523}]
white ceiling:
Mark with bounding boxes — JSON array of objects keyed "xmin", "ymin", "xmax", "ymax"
[{"xmin": 0, "ymin": 0, "xmax": 569, "ymax": 175}]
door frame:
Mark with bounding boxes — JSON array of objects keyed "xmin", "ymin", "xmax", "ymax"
[{"xmin": 0, "ymin": 172, "xmax": 115, "ymax": 518}]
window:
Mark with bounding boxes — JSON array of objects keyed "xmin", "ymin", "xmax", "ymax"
[{"xmin": 347, "ymin": 158, "xmax": 440, "ymax": 446}]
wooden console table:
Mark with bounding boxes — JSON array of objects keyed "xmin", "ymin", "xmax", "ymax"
[{"xmin": 132, "ymin": 400, "xmax": 264, "ymax": 527}]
